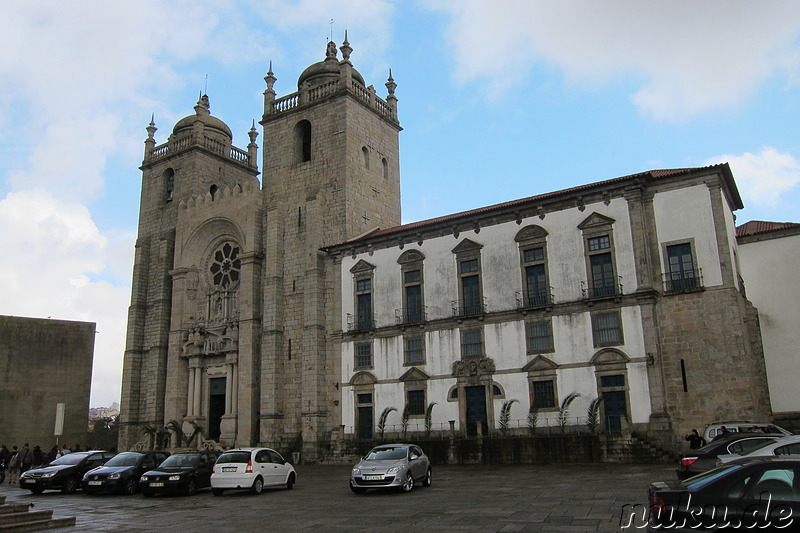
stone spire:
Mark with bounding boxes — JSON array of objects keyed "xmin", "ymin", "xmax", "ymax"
[
  {"xmin": 144, "ymin": 114, "xmax": 157, "ymax": 160},
  {"xmin": 339, "ymin": 30, "xmax": 352, "ymax": 63}
]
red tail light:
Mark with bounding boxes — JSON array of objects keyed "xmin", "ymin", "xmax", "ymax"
[
  {"xmin": 649, "ymin": 494, "xmax": 668, "ymax": 516},
  {"xmin": 680, "ymin": 457, "xmax": 697, "ymax": 468},
  {"xmin": 245, "ymin": 460, "xmax": 253, "ymax": 473}
]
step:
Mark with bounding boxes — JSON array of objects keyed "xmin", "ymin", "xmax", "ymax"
[
  {"xmin": 0, "ymin": 516, "xmax": 76, "ymax": 532},
  {"xmin": 0, "ymin": 511, "xmax": 54, "ymax": 527},
  {"xmin": 0, "ymin": 505, "xmax": 31, "ymax": 516}
]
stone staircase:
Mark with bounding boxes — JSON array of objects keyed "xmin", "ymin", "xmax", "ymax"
[
  {"xmin": 0, "ymin": 496, "xmax": 75, "ymax": 532},
  {"xmin": 631, "ymin": 432, "xmax": 679, "ymax": 464}
]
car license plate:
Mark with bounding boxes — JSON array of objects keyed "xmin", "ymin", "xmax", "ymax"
[
  {"xmin": 149, "ymin": 482, "xmax": 164, "ymax": 487},
  {"xmin": 22, "ymin": 479, "xmax": 35, "ymax": 484},
  {"xmin": 222, "ymin": 467, "xmax": 237, "ymax": 472},
  {"xmin": 88, "ymin": 481, "xmax": 102, "ymax": 486},
  {"xmin": 363, "ymin": 475, "xmax": 382, "ymax": 480}
]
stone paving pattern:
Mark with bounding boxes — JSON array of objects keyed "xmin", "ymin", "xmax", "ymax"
[{"xmin": 0, "ymin": 463, "xmax": 674, "ymax": 532}]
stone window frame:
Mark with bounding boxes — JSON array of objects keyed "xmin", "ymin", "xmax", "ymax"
[
  {"xmin": 354, "ymin": 340, "xmax": 373, "ymax": 370},
  {"xmin": 590, "ymin": 349, "xmax": 632, "ymax": 432},
  {"xmin": 398, "ymin": 250, "xmax": 425, "ymax": 324},
  {"xmin": 400, "ymin": 367, "xmax": 430, "ymax": 418},
  {"xmin": 523, "ymin": 355, "xmax": 559, "ymax": 412},
  {"xmin": 163, "ymin": 168, "xmax": 175, "ymax": 203},
  {"xmin": 452, "ymin": 239, "xmax": 485, "ymax": 316},
  {"xmin": 525, "ymin": 318, "xmax": 554, "ymax": 354},
  {"xmin": 403, "ymin": 334, "xmax": 426, "ymax": 366},
  {"xmin": 515, "ymin": 225, "xmax": 550, "ymax": 307},
  {"xmin": 578, "ymin": 213, "xmax": 619, "ymax": 298},
  {"xmin": 350, "ymin": 371, "xmax": 377, "ymax": 438},
  {"xmin": 361, "ymin": 146, "xmax": 370, "ymax": 169},
  {"xmin": 661, "ymin": 238, "xmax": 701, "ymax": 292},
  {"xmin": 350, "ymin": 260, "xmax": 375, "ymax": 331},
  {"xmin": 591, "ymin": 310, "xmax": 624, "ymax": 348}
]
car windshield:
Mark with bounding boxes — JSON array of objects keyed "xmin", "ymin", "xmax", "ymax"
[
  {"xmin": 365, "ymin": 447, "xmax": 407, "ymax": 461},
  {"xmin": 216, "ymin": 452, "xmax": 251, "ymax": 464},
  {"xmin": 49, "ymin": 453, "xmax": 88, "ymax": 466},
  {"xmin": 103, "ymin": 453, "xmax": 141, "ymax": 467},
  {"xmin": 681, "ymin": 464, "xmax": 744, "ymax": 490},
  {"xmin": 159, "ymin": 454, "xmax": 198, "ymax": 468}
]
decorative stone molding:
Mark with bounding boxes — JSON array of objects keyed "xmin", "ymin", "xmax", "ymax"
[{"xmin": 452, "ymin": 357, "xmax": 495, "ymax": 377}]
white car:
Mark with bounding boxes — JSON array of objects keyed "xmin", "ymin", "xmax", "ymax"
[
  {"xmin": 717, "ymin": 434, "xmax": 800, "ymax": 465},
  {"xmin": 210, "ymin": 447, "xmax": 296, "ymax": 496},
  {"xmin": 702, "ymin": 421, "xmax": 791, "ymax": 442}
]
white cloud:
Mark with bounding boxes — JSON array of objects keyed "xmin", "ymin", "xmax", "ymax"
[
  {"xmin": 706, "ymin": 147, "xmax": 800, "ymax": 210},
  {"xmin": 429, "ymin": 0, "xmax": 800, "ymax": 120}
]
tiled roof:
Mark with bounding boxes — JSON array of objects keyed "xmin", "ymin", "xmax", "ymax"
[
  {"xmin": 335, "ymin": 164, "xmax": 735, "ymax": 247},
  {"xmin": 736, "ymin": 220, "xmax": 800, "ymax": 238}
]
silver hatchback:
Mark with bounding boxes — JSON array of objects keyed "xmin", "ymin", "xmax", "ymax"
[{"xmin": 350, "ymin": 444, "xmax": 431, "ymax": 494}]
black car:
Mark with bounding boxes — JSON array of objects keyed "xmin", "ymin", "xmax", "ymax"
[
  {"xmin": 82, "ymin": 451, "xmax": 170, "ymax": 495},
  {"xmin": 20, "ymin": 451, "xmax": 116, "ymax": 494},
  {"xmin": 676, "ymin": 432, "xmax": 783, "ymax": 479},
  {"xmin": 648, "ymin": 457, "xmax": 800, "ymax": 531},
  {"xmin": 138, "ymin": 450, "xmax": 217, "ymax": 496}
]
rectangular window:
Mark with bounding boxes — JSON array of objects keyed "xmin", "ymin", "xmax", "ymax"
[
  {"xmin": 403, "ymin": 269, "xmax": 423, "ymax": 322},
  {"xmin": 524, "ymin": 264, "xmax": 548, "ymax": 306},
  {"xmin": 407, "ymin": 390, "xmax": 425, "ymax": 416},
  {"xmin": 600, "ymin": 374, "xmax": 625, "ymax": 388},
  {"xmin": 590, "ymin": 253, "xmax": 616, "ymax": 297},
  {"xmin": 526, "ymin": 321, "xmax": 553, "ymax": 353},
  {"xmin": 593, "ymin": 312, "xmax": 623, "ymax": 346},
  {"xmin": 357, "ymin": 393, "xmax": 372, "ymax": 405},
  {"xmin": 354, "ymin": 342, "xmax": 373, "ymax": 369},
  {"xmin": 588, "ymin": 235, "xmax": 611, "ymax": 251},
  {"xmin": 667, "ymin": 243, "xmax": 697, "ymax": 290},
  {"xmin": 461, "ymin": 275, "xmax": 481, "ymax": 315},
  {"xmin": 460, "ymin": 259, "xmax": 479, "ymax": 273},
  {"xmin": 523, "ymin": 247, "xmax": 545, "ymax": 263},
  {"xmin": 462, "ymin": 328, "xmax": 483, "ymax": 358},
  {"xmin": 355, "ymin": 278, "xmax": 373, "ymax": 330},
  {"xmin": 531, "ymin": 380, "xmax": 556, "ymax": 409},
  {"xmin": 405, "ymin": 336, "xmax": 424, "ymax": 365}
]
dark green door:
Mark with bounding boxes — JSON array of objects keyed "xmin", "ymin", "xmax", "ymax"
[
  {"xmin": 208, "ymin": 377, "xmax": 226, "ymax": 441},
  {"xmin": 465, "ymin": 386, "xmax": 487, "ymax": 436}
]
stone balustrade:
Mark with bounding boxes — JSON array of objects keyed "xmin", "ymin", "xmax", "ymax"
[
  {"xmin": 266, "ymin": 78, "xmax": 397, "ymax": 123},
  {"xmin": 147, "ymin": 134, "xmax": 253, "ymax": 167}
]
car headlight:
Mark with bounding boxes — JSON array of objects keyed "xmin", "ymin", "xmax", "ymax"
[
  {"xmin": 140, "ymin": 475, "xmax": 148, "ymax": 481},
  {"xmin": 386, "ymin": 466, "xmax": 402, "ymax": 474},
  {"xmin": 352, "ymin": 467, "xmax": 361, "ymax": 475},
  {"xmin": 108, "ymin": 473, "xmax": 121, "ymax": 480},
  {"xmin": 42, "ymin": 472, "xmax": 57, "ymax": 478},
  {"xmin": 168, "ymin": 475, "xmax": 181, "ymax": 481}
]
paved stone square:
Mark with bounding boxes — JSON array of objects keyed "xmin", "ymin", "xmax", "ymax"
[{"xmin": 0, "ymin": 463, "xmax": 674, "ymax": 532}]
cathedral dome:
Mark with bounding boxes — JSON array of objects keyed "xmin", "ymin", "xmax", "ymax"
[
  {"xmin": 173, "ymin": 94, "xmax": 233, "ymax": 141},
  {"xmin": 297, "ymin": 41, "xmax": 364, "ymax": 89}
]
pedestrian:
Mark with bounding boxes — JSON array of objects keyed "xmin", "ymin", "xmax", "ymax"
[
  {"xmin": 7, "ymin": 446, "xmax": 19, "ymax": 484},
  {"xmin": 17, "ymin": 443, "xmax": 33, "ymax": 473},
  {"xmin": 685, "ymin": 429, "xmax": 706, "ymax": 450},
  {"xmin": 0, "ymin": 445, "xmax": 8, "ymax": 484},
  {"xmin": 713, "ymin": 426, "xmax": 730, "ymax": 441},
  {"xmin": 59, "ymin": 444, "xmax": 71, "ymax": 457},
  {"xmin": 47, "ymin": 445, "xmax": 59, "ymax": 463},
  {"xmin": 32, "ymin": 445, "xmax": 44, "ymax": 468},
  {"xmin": 73, "ymin": 443, "xmax": 82, "ymax": 452}
]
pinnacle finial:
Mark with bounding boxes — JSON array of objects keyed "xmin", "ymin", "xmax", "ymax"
[
  {"xmin": 340, "ymin": 30, "xmax": 352, "ymax": 62},
  {"xmin": 386, "ymin": 68, "xmax": 397, "ymax": 96},
  {"xmin": 264, "ymin": 61, "xmax": 277, "ymax": 91},
  {"xmin": 146, "ymin": 114, "xmax": 157, "ymax": 140}
]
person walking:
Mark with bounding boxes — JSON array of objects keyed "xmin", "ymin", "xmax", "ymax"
[
  {"xmin": 685, "ymin": 429, "xmax": 706, "ymax": 450},
  {"xmin": 0, "ymin": 445, "xmax": 9, "ymax": 484},
  {"xmin": 32, "ymin": 445, "xmax": 44, "ymax": 468},
  {"xmin": 58, "ymin": 444, "xmax": 71, "ymax": 457},
  {"xmin": 47, "ymin": 445, "xmax": 59, "ymax": 463},
  {"xmin": 7, "ymin": 446, "xmax": 20, "ymax": 484},
  {"xmin": 17, "ymin": 443, "xmax": 33, "ymax": 474}
]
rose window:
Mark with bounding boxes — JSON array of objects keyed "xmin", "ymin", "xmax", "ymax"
[{"xmin": 210, "ymin": 243, "xmax": 241, "ymax": 287}]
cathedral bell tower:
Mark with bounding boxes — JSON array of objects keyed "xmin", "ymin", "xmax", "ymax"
[
  {"xmin": 119, "ymin": 94, "xmax": 260, "ymax": 451},
  {"xmin": 257, "ymin": 34, "xmax": 402, "ymax": 457}
]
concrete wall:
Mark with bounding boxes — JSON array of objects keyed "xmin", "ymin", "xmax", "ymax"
[{"xmin": 0, "ymin": 315, "xmax": 95, "ymax": 449}]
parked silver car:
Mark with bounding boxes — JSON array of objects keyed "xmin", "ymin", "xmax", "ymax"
[
  {"xmin": 717, "ymin": 434, "xmax": 800, "ymax": 465},
  {"xmin": 350, "ymin": 444, "xmax": 431, "ymax": 494}
]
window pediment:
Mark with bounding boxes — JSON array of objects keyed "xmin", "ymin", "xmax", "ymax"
[
  {"xmin": 451, "ymin": 238, "xmax": 483, "ymax": 254},
  {"xmin": 578, "ymin": 212, "xmax": 616, "ymax": 230},
  {"xmin": 350, "ymin": 370, "xmax": 377, "ymax": 386},
  {"xmin": 589, "ymin": 348, "xmax": 630, "ymax": 365},
  {"xmin": 398, "ymin": 249, "xmax": 425, "ymax": 264},
  {"xmin": 522, "ymin": 355, "xmax": 559, "ymax": 373},
  {"xmin": 399, "ymin": 367, "xmax": 430, "ymax": 382},
  {"xmin": 514, "ymin": 225, "xmax": 549, "ymax": 242},
  {"xmin": 350, "ymin": 259, "xmax": 376, "ymax": 274}
]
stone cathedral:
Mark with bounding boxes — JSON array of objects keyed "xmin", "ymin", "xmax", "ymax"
[
  {"xmin": 120, "ymin": 36, "xmax": 774, "ymax": 460},
  {"xmin": 119, "ymin": 37, "xmax": 402, "ymax": 459}
]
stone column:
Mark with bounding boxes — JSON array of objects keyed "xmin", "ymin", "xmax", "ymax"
[{"xmin": 187, "ymin": 367, "xmax": 196, "ymax": 416}]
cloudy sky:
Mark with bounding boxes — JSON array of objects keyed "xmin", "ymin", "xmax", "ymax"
[{"xmin": 2, "ymin": 1, "xmax": 799, "ymax": 408}]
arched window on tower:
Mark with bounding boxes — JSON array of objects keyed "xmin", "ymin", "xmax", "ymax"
[
  {"xmin": 210, "ymin": 184, "xmax": 218, "ymax": 200},
  {"xmin": 382, "ymin": 158, "xmax": 388, "ymax": 180},
  {"xmin": 163, "ymin": 168, "xmax": 175, "ymax": 202},
  {"xmin": 294, "ymin": 120, "xmax": 312, "ymax": 163},
  {"xmin": 362, "ymin": 146, "xmax": 370, "ymax": 169}
]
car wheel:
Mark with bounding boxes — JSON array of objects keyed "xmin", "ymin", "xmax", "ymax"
[
  {"xmin": 212, "ymin": 488, "xmax": 225, "ymax": 496},
  {"xmin": 401, "ymin": 472, "xmax": 414, "ymax": 493},
  {"xmin": 30, "ymin": 488, "xmax": 45, "ymax": 494},
  {"xmin": 250, "ymin": 476, "xmax": 263, "ymax": 495},
  {"xmin": 62, "ymin": 477, "xmax": 79, "ymax": 494},
  {"xmin": 123, "ymin": 477, "xmax": 138, "ymax": 495},
  {"xmin": 422, "ymin": 468, "xmax": 432, "ymax": 487},
  {"xmin": 186, "ymin": 478, "xmax": 197, "ymax": 496},
  {"xmin": 286, "ymin": 473, "xmax": 295, "ymax": 490}
]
